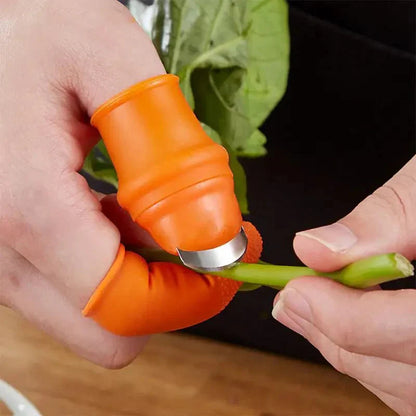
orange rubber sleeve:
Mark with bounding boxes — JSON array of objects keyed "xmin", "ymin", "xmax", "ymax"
[
  {"xmin": 91, "ymin": 74, "xmax": 242, "ymax": 254},
  {"xmin": 83, "ymin": 222, "xmax": 262, "ymax": 336}
]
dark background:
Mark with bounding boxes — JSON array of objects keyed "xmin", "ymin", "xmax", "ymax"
[{"xmin": 103, "ymin": 1, "xmax": 416, "ymax": 363}]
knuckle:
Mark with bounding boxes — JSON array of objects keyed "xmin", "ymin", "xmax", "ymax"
[
  {"xmin": 44, "ymin": 132, "xmax": 83, "ymax": 172},
  {"xmin": 329, "ymin": 345, "xmax": 353, "ymax": 376},
  {"xmin": 328, "ymin": 292, "xmax": 373, "ymax": 353},
  {"xmin": 373, "ymin": 173, "xmax": 416, "ymax": 230},
  {"xmin": 54, "ymin": 171, "xmax": 100, "ymax": 214},
  {"xmin": 363, "ymin": 177, "xmax": 415, "ymax": 251},
  {"xmin": 330, "ymin": 325, "xmax": 358, "ymax": 353},
  {"xmin": 371, "ymin": 185, "xmax": 406, "ymax": 222}
]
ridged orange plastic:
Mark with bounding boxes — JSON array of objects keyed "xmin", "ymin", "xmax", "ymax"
[
  {"xmin": 83, "ymin": 222, "xmax": 262, "ymax": 336},
  {"xmin": 91, "ymin": 74, "xmax": 242, "ymax": 254}
]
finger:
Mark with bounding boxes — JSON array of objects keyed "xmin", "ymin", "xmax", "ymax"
[
  {"xmin": 293, "ymin": 156, "xmax": 416, "ymax": 271},
  {"xmin": 360, "ymin": 382, "xmax": 415, "ymax": 416},
  {"xmin": 68, "ymin": 0, "xmax": 166, "ymax": 115},
  {"xmin": 83, "ymin": 221, "xmax": 263, "ymax": 335},
  {"xmin": 2, "ymin": 249, "xmax": 146, "ymax": 369},
  {"xmin": 273, "ymin": 278, "xmax": 416, "ymax": 365},
  {"xmin": 100, "ymin": 194, "xmax": 158, "ymax": 248},
  {"xmin": 273, "ymin": 304, "xmax": 416, "ymax": 406},
  {"xmin": 6, "ymin": 169, "xmax": 121, "ymax": 308},
  {"xmin": 84, "ymin": 251, "xmax": 242, "ymax": 335},
  {"xmin": 5, "ymin": 4, "xmax": 165, "ymax": 309}
]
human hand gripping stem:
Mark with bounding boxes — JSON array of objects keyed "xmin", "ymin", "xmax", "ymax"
[
  {"xmin": 272, "ymin": 156, "xmax": 416, "ymax": 415},
  {"xmin": 0, "ymin": 0, "xmax": 250, "ymax": 368}
]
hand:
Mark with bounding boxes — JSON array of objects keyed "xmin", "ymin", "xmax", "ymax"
[
  {"xmin": 0, "ymin": 0, "xmax": 241, "ymax": 368},
  {"xmin": 272, "ymin": 156, "xmax": 416, "ymax": 415}
]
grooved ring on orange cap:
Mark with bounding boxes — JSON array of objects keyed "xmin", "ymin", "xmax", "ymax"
[
  {"xmin": 82, "ymin": 243, "xmax": 242, "ymax": 336},
  {"xmin": 90, "ymin": 74, "xmax": 177, "ymax": 126}
]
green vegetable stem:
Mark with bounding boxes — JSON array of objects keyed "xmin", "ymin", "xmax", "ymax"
[{"xmin": 135, "ymin": 248, "xmax": 414, "ymax": 290}]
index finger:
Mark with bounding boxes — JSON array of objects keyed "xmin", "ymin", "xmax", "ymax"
[{"xmin": 277, "ymin": 277, "xmax": 416, "ymax": 365}]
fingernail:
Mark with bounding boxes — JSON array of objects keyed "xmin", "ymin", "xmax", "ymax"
[
  {"xmin": 296, "ymin": 222, "xmax": 357, "ymax": 253},
  {"xmin": 272, "ymin": 287, "xmax": 312, "ymax": 323}
]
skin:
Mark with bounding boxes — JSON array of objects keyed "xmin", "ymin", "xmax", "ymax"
[
  {"xmin": 273, "ymin": 156, "xmax": 416, "ymax": 415},
  {"xmin": 1, "ymin": 1, "xmax": 415, "ymax": 414},
  {"xmin": 0, "ymin": 0, "xmax": 166, "ymax": 368}
]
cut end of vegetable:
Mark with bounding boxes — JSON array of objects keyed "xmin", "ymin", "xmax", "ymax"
[
  {"xmin": 241, "ymin": 221, "xmax": 263, "ymax": 263},
  {"xmin": 395, "ymin": 253, "xmax": 414, "ymax": 277}
]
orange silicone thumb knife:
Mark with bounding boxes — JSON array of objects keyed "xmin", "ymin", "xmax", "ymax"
[
  {"xmin": 91, "ymin": 74, "xmax": 243, "ymax": 256},
  {"xmin": 83, "ymin": 74, "xmax": 254, "ymax": 335},
  {"xmin": 83, "ymin": 222, "xmax": 262, "ymax": 336}
]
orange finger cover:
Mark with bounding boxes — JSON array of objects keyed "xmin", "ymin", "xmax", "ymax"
[
  {"xmin": 83, "ymin": 222, "xmax": 262, "ymax": 336},
  {"xmin": 91, "ymin": 74, "xmax": 242, "ymax": 254}
]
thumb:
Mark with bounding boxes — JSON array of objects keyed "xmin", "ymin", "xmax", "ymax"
[
  {"xmin": 73, "ymin": 6, "xmax": 165, "ymax": 115},
  {"xmin": 294, "ymin": 156, "xmax": 416, "ymax": 271}
]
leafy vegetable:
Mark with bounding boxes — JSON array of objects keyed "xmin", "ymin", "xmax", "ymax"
[
  {"xmin": 241, "ymin": 0, "xmax": 290, "ymax": 128},
  {"xmin": 200, "ymin": 122, "xmax": 249, "ymax": 213},
  {"xmin": 84, "ymin": 0, "xmax": 290, "ymax": 212}
]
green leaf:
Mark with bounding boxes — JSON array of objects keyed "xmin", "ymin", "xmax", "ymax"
[
  {"xmin": 153, "ymin": 0, "xmax": 248, "ymax": 71},
  {"xmin": 192, "ymin": 67, "xmax": 254, "ymax": 152},
  {"xmin": 152, "ymin": 0, "xmax": 248, "ymax": 107},
  {"xmin": 228, "ymin": 147, "xmax": 249, "ymax": 213},
  {"xmin": 200, "ymin": 122, "xmax": 249, "ymax": 213},
  {"xmin": 152, "ymin": 0, "xmax": 289, "ymax": 157},
  {"xmin": 236, "ymin": 129, "xmax": 267, "ymax": 157},
  {"xmin": 240, "ymin": 0, "xmax": 290, "ymax": 127},
  {"xmin": 200, "ymin": 122, "xmax": 222, "ymax": 144}
]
